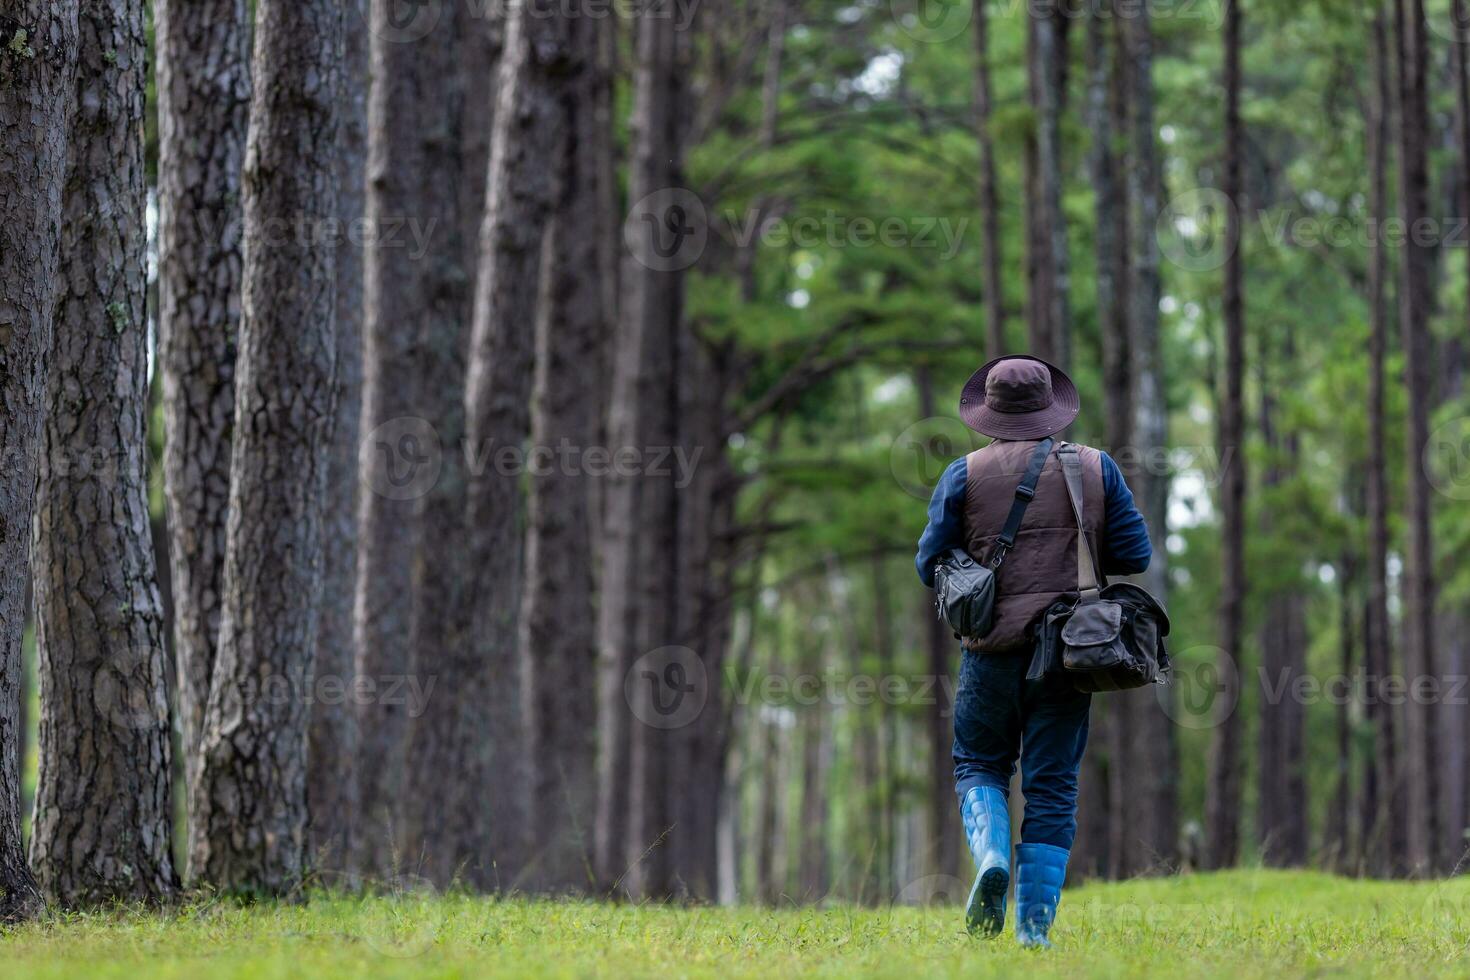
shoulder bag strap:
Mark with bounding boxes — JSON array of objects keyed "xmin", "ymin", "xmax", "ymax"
[
  {"xmin": 1058, "ymin": 443, "xmax": 1102, "ymax": 602},
  {"xmin": 989, "ymin": 437, "xmax": 1055, "ymax": 569}
]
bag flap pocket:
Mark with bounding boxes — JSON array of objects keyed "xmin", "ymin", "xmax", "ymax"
[{"xmin": 1060, "ymin": 600, "xmax": 1123, "ymax": 646}]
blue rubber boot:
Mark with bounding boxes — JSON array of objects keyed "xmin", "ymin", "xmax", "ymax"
[
  {"xmin": 959, "ymin": 785, "xmax": 1010, "ymax": 937},
  {"xmin": 1014, "ymin": 843, "xmax": 1069, "ymax": 949}
]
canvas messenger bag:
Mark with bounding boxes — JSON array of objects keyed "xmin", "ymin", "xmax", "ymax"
[{"xmin": 1031, "ymin": 443, "xmax": 1172, "ymax": 693}]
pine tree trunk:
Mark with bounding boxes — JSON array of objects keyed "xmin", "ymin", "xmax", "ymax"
[
  {"xmin": 1205, "ymin": 0, "xmax": 1246, "ymax": 871},
  {"xmin": 1077, "ymin": 1, "xmax": 1132, "ymax": 879},
  {"xmin": 1034, "ymin": 6, "xmax": 1070, "ymax": 369},
  {"xmin": 28, "ymin": 0, "xmax": 175, "ymax": 908},
  {"xmin": 154, "ymin": 0, "xmax": 250, "ymax": 820},
  {"xmin": 308, "ymin": 0, "xmax": 368, "ymax": 880},
  {"xmin": 397, "ymin": 0, "xmax": 499, "ymax": 890},
  {"xmin": 1325, "ymin": 539, "xmax": 1357, "ymax": 870},
  {"xmin": 462, "ymin": 0, "xmax": 581, "ymax": 888},
  {"xmin": 972, "ymin": 0, "xmax": 1005, "ymax": 357},
  {"xmin": 517, "ymin": 8, "xmax": 606, "ymax": 894},
  {"xmin": 0, "ymin": 0, "xmax": 79, "ymax": 923},
  {"xmin": 1255, "ymin": 353, "xmax": 1307, "ymax": 867},
  {"xmin": 1393, "ymin": 0, "xmax": 1438, "ymax": 874},
  {"xmin": 1363, "ymin": 6, "xmax": 1401, "ymax": 876},
  {"xmin": 186, "ymin": 0, "xmax": 342, "ymax": 896},
  {"xmin": 354, "ymin": 0, "xmax": 436, "ymax": 876},
  {"xmin": 604, "ymin": 7, "xmax": 692, "ymax": 900},
  {"xmin": 915, "ymin": 370, "xmax": 960, "ymax": 879},
  {"xmin": 1118, "ymin": 0, "xmax": 1178, "ymax": 875}
]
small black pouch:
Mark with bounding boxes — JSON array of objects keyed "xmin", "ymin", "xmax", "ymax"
[{"xmin": 934, "ymin": 549, "xmax": 997, "ymax": 638}]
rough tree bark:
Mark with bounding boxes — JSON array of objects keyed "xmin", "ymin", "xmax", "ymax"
[
  {"xmin": 1393, "ymin": 0, "xmax": 1438, "ymax": 874},
  {"xmin": 154, "ymin": 0, "xmax": 250, "ymax": 817},
  {"xmin": 1118, "ymin": 0, "xmax": 1178, "ymax": 874},
  {"xmin": 28, "ymin": 0, "xmax": 176, "ymax": 908},
  {"xmin": 187, "ymin": 0, "xmax": 342, "ymax": 896},
  {"xmin": 308, "ymin": 0, "xmax": 368, "ymax": 879},
  {"xmin": 518, "ymin": 9, "xmax": 607, "ymax": 894},
  {"xmin": 0, "ymin": 0, "xmax": 79, "ymax": 923},
  {"xmin": 1205, "ymin": 0, "xmax": 1246, "ymax": 871},
  {"xmin": 972, "ymin": 0, "xmax": 1006, "ymax": 357},
  {"xmin": 462, "ymin": 0, "xmax": 581, "ymax": 888},
  {"xmin": 398, "ymin": 0, "xmax": 499, "ymax": 890}
]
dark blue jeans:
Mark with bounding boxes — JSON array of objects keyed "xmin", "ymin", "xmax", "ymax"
[{"xmin": 953, "ymin": 648, "xmax": 1092, "ymax": 850}]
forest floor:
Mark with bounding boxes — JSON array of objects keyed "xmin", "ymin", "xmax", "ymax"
[{"xmin": 0, "ymin": 870, "xmax": 1465, "ymax": 978}]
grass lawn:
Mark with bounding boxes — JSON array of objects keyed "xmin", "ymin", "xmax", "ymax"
[{"xmin": 2, "ymin": 870, "xmax": 1467, "ymax": 978}]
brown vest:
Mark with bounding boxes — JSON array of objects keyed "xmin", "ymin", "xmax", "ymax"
[{"xmin": 962, "ymin": 439, "xmax": 1106, "ymax": 653}]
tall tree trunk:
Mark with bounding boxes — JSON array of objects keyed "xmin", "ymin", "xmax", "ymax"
[
  {"xmin": 1118, "ymin": 0, "xmax": 1178, "ymax": 875},
  {"xmin": 28, "ymin": 0, "xmax": 175, "ymax": 908},
  {"xmin": 1025, "ymin": 9, "xmax": 1068, "ymax": 364},
  {"xmin": 518, "ymin": 8, "xmax": 606, "ymax": 894},
  {"xmin": 1363, "ymin": 6, "xmax": 1401, "ymax": 877},
  {"xmin": 915, "ymin": 370, "xmax": 960, "ymax": 879},
  {"xmin": 1255, "ymin": 349, "xmax": 1307, "ymax": 867},
  {"xmin": 0, "ymin": 0, "xmax": 79, "ymax": 922},
  {"xmin": 398, "ymin": 0, "xmax": 499, "ymax": 890},
  {"xmin": 0, "ymin": 0, "xmax": 78, "ymax": 922},
  {"xmin": 1393, "ymin": 0, "xmax": 1438, "ymax": 874},
  {"xmin": 462, "ymin": 0, "xmax": 581, "ymax": 888},
  {"xmin": 1035, "ymin": 6, "xmax": 1070, "ymax": 368},
  {"xmin": 154, "ymin": 0, "xmax": 250, "ymax": 823},
  {"xmin": 1077, "ymin": 1, "xmax": 1132, "ymax": 879},
  {"xmin": 604, "ymin": 7, "xmax": 693, "ymax": 900},
  {"xmin": 1205, "ymin": 0, "xmax": 1246, "ymax": 871},
  {"xmin": 186, "ymin": 0, "xmax": 342, "ymax": 896},
  {"xmin": 1325, "ymin": 538, "xmax": 1357, "ymax": 870},
  {"xmin": 354, "ymin": 0, "xmax": 436, "ymax": 877},
  {"xmin": 309, "ymin": 0, "xmax": 368, "ymax": 880},
  {"xmin": 972, "ymin": 0, "xmax": 1005, "ymax": 357}
]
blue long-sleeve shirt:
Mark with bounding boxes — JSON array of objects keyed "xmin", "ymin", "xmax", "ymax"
[{"xmin": 915, "ymin": 450, "xmax": 1153, "ymax": 587}]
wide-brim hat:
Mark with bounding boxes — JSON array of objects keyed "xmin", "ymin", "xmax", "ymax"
[{"xmin": 959, "ymin": 354, "xmax": 1080, "ymax": 440}]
